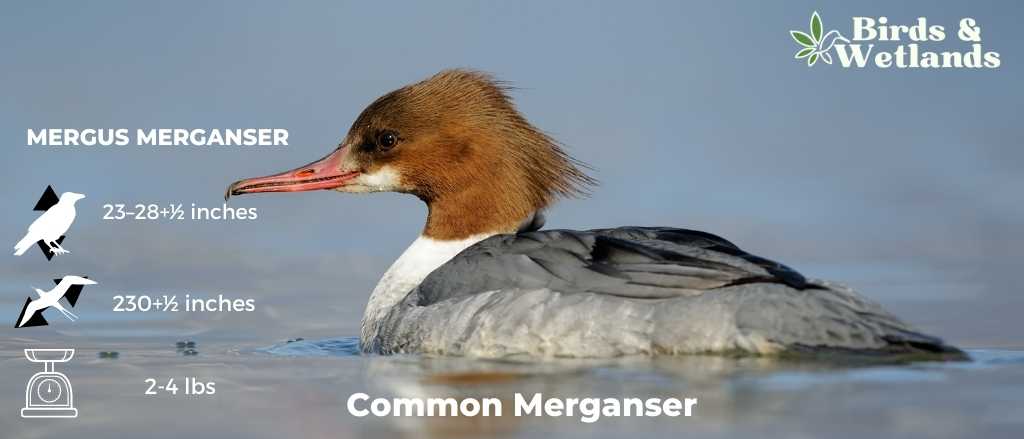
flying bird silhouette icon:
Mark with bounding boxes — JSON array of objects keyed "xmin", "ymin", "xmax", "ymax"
[
  {"xmin": 15, "ymin": 276, "xmax": 96, "ymax": 328},
  {"xmin": 13, "ymin": 190, "xmax": 85, "ymax": 258}
]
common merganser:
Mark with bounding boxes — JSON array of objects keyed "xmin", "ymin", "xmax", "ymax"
[{"xmin": 227, "ymin": 70, "xmax": 962, "ymax": 359}]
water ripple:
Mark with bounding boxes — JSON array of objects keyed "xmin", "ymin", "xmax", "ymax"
[{"xmin": 257, "ymin": 336, "xmax": 361, "ymax": 357}]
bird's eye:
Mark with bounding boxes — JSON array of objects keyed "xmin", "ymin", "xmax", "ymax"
[{"xmin": 376, "ymin": 131, "xmax": 399, "ymax": 150}]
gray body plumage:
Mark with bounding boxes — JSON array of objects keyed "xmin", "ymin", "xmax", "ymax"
[{"xmin": 363, "ymin": 227, "xmax": 961, "ymax": 358}]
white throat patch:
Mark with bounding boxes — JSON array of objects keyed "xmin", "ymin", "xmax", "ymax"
[
  {"xmin": 345, "ymin": 165, "xmax": 401, "ymax": 193},
  {"xmin": 361, "ymin": 234, "xmax": 492, "ymax": 342}
]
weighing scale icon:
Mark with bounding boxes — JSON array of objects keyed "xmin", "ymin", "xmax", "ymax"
[{"xmin": 21, "ymin": 348, "xmax": 78, "ymax": 418}]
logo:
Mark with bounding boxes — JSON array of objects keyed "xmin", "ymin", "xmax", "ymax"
[
  {"xmin": 790, "ymin": 11, "xmax": 1001, "ymax": 69},
  {"xmin": 790, "ymin": 11, "xmax": 848, "ymax": 66}
]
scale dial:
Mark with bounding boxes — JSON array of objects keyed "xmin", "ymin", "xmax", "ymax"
[{"xmin": 36, "ymin": 378, "xmax": 63, "ymax": 404}]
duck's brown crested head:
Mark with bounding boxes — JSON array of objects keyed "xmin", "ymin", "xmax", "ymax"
[{"xmin": 227, "ymin": 69, "xmax": 595, "ymax": 240}]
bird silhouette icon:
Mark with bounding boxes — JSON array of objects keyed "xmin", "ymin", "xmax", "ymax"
[
  {"xmin": 16, "ymin": 276, "xmax": 96, "ymax": 328},
  {"xmin": 13, "ymin": 192, "xmax": 85, "ymax": 257}
]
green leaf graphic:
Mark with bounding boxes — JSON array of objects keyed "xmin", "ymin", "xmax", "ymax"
[
  {"xmin": 807, "ymin": 53, "xmax": 818, "ymax": 66},
  {"xmin": 795, "ymin": 48, "xmax": 813, "ymax": 59},
  {"xmin": 811, "ymin": 12, "xmax": 822, "ymax": 42},
  {"xmin": 791, "ymin": 31, "xmax": 814, "ymax": 48}
]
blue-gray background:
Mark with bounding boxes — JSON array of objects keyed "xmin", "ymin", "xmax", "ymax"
[{"xmin": 1, "ymin": 1, "xmax": 1021, "ymax": 346}]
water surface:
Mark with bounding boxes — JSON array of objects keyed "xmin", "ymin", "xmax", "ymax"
[{"xmin": 3, "ymin": 331, "xmax": 1022, "ymax": 438}]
